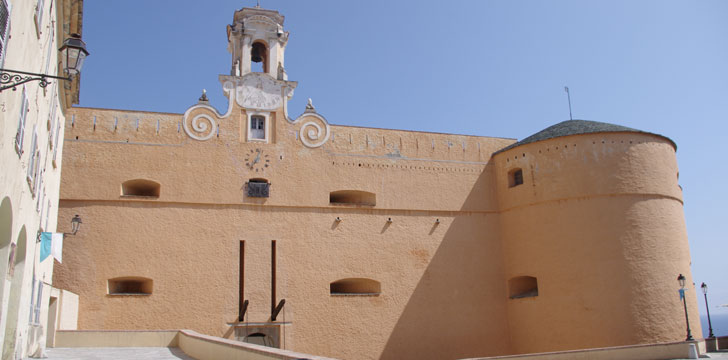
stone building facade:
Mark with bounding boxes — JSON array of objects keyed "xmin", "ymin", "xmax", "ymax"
[
  {"xmin": 0, "ymin": 0, "xmax": 84, "ymax": 358},
  {"xmin": 53, "ymin": 6, "xmax": 700, "ymax": 360}
]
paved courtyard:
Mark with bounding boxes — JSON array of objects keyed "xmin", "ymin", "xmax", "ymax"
[
  {"xmin": 40, "ymin": 346, "xmax": 728, "ymax": 360},
  {"xmin": 44, "ymin": 347, "xmax": 195, "ymax": 360}
]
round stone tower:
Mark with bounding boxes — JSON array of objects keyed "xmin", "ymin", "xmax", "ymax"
[{"xmin": 492, "ymin": 120, "xmax": 700, "ymax": 354}]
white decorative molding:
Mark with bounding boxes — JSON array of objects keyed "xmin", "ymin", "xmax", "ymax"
[
  {"xmin": 236, "ymin": 73, "xmax": 283, "ymax": 110},
  {"xmin": 183, "ymin": 113, "xmax": 217, "ymax": 141},
  {"xmin": 221, "ymin": 81, "xmax": 236, "ymax": 117},
  {"xmin": 182, "ymin": 102, "xmax": 229, "ymax": 142},
  {"xmin": 245, "ymin": 15, "xmax": 279, "ymax": 30},
  {"xmin": 246, "ymin": 110, "xmax": 271, "ymax": 143},
  {"xmin": 294, "ymin": 112, "xmax": 331, "ymax": 148}
]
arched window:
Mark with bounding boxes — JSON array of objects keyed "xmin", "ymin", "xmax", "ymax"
[
  {"xmin": 330, "ymin": 278, "xmax": 381, "ymax": 296},
  {"xmin": 108, "ymin": 277, "xmax": 153, "ymax": 295},
  {"xmin": 121, "ymin": 179, "xmax": 160, "ymax": 198},
  {"xmin": 509, "ymin": 276, "xmax": 538, "ymax": 299},
  {"xmin": 329, "ymin": 190, "xmax": 376, "ymax": 206}
]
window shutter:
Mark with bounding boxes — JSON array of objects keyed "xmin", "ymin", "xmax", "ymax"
[
  {"xmin": 29, "ymin": 277, "xmax": 36, "ymax": 324},
  {"xmin": 15, "ymin": 88, "xmax": 28, "ymax": 155},
  {"xmin": 0, "ymin": 0, "xmax": 10, "ymax": 66},
  {"xmin": 36, "ymin": 176, "xmax": 43, "ymax": 211},
  {"xmin": 43, "ymin": 22, "xmax": 53, "ymax": 75},
  {"xmin": 33, "ymin": 282, "xmax": 43, "ymax": 324},
  {"xmin": 49, "ymin": 93, "xmax": 58, "ymax": 148},
  {"xmin": 44, "ymin": 200, "xmax": 51, "ymax": 230},
  {"xmin": 33, "ymin": 151, "xmax": 42, "ymax": 195},
  {"xmin": 27, "ymin": 129, "xmax": 38, "ymax": 183},
  {"xmin": 35, "ymin": 0, "xmax": 44, "ymax": 31},
  {"xmin": 38, "ymin": 191, "xmax": 44, "ymax": 219},
  {"xmin": 52, "ymin": 120, "xmax": 60, "ymax": 166}
]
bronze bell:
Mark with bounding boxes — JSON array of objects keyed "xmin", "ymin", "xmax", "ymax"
[{"xmin": 251, "ymin": 43, "xmax": 265, "ymax": 63}]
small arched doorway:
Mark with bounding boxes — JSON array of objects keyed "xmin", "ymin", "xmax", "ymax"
[
  {"xmin": 3, "ymin": 226, "xmax": 27, "ymax": 359},
  {"xmin": 243, "ymin": 332, "xmax": 271, "ymax": 347},
  {"xmin": 0, "ymin": 197, "xmax": 13, "ymax": 300}
]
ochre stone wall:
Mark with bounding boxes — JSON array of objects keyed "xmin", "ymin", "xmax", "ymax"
[
  {"xmin": 55, "ymin": 106, "xmax": 514, "ymax": 360},
  {"xmin": 493, "ymin": 132, "xmax": 699, "ymax": 354},
  {"xmin": 54, "ymin": 96, "xmax": 700, "ymax": 360}
]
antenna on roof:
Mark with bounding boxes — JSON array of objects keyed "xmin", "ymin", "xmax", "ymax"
[{"xmin": 564, "ymin": 86, "xmax": 573, "ymax": 120}]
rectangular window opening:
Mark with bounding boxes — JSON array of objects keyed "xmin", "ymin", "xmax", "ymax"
[
  {"xmin": 250, "ymin": 115, "xmax": 265, "ymax": 140},
  {"xmin": 508, "ymin": 168, "xmax": 524, "ymax": 188},
  {"xmin": 108, "ymin": 278, "xmax": 153, "ymax": 296}
]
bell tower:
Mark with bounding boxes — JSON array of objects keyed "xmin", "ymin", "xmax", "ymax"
[
  {"xmin": 227, "ymin": 7, "xmax": 289, "ymax": 80},
  {"xmin": 183, "ymin": 6, "xmax": 307, "ymax": 146}
]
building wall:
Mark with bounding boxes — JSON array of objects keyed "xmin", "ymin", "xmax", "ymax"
[
  {"xmin": 493, "ymin": 132, "xmax": 700, "ymax": 354},
  {"xmin": 0, "ymin": 0, "xmax": 81, "ymax": 358},
  {"xmin": 54, "ymin": 105, "xmax": 515, "ymax": 360}
]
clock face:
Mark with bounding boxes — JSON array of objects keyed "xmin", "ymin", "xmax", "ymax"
[{"xmin": 244, "ymin": 148, "xmax": 271, "ymax": 173}]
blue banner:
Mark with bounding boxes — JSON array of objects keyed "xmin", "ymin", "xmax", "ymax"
[{"xmin": 40, "ymin": 232, "xmax": 52, "ymax": 261}]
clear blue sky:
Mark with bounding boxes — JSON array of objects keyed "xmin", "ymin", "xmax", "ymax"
[{"xmin": 79, "ymin": 1, "xmax": 728, "ymax": 322}]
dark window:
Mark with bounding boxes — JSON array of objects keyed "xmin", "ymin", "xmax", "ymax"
[
  {"xmin": 330, "ymin": 278, "xmax": 381, "ymax": 296},
  {"xmin": 329, "ymin": 190, "xmax": 376, "ymax": 206},
  {"xmin": 247, "ymin": 179, "xmax": 269, "ymax": 198},
  {"xmin": 108, "ymin": 277, "xmax": 153, "ymax": 295},
  {"xmin": 508, "ymin": 168, "xmax": 524, "ymax": 188},
  {"xmin": 121, "ymin": 179, "xmax": 161, "ymax": 198},
  {"xmin": 509, "ymin": 276, "xmax": 538, "ymax": 299}
]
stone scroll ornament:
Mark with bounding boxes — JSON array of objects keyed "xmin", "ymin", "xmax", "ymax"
[
  {"xmin": 182, "ymin": 86, "xmax": 235, "ymax": 141},
  {"xmin": 296, "ymin": 98, "xmax": 331, "ymax": 148},
  {"xmin": 183, "ymin": 113, "xmax": 217, "ymax": 141}
]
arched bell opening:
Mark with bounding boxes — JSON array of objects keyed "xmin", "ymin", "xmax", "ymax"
[{"xmin": 251, "ymin": 41, "xmax": 269, "ymax": 73}]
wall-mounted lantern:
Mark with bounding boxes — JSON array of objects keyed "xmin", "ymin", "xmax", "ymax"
[
  {"xmin": 69, "ymin": 214, "xmax": 82, "ymax": 235},
  {"xmin": 0, "ymin": 34, "xmax": 89, "ymax": 92}
]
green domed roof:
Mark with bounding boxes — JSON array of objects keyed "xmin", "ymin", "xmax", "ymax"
[{"xmin": 495, "ymin": 120, "xmax": 675, "ymax": 154}]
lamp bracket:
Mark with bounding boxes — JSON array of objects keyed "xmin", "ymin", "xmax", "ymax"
[{"xmin": 0, "ymin": 69, "xmax": 71, "ymax": 92}]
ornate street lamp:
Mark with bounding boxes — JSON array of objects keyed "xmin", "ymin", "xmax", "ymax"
[
  {"xmin": 677, "ymin": 274, "xmax": 694, "ymax": 341},
  {"xmin": 701, "ymin": 282, "xmax": 715, "ymax": 338},
  {"xmin": 0, "ymin": 34, "xmax": 89, "ymax": 92}
]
